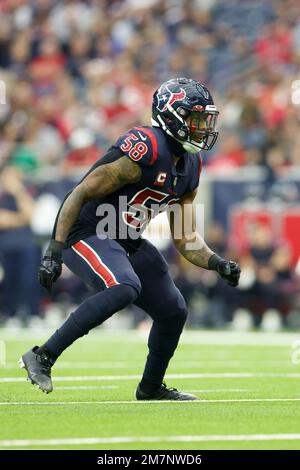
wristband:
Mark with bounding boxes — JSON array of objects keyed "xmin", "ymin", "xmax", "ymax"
[
  {"xmin": 45, "ymin": 239, "xmax": 65, "ymax": 261},
  {"xmin": 208, "ymin": 253, "xmax": 223, "ymax": 271},
  {"xmin": 48, "ymin": 239, "xmax": 65, "ymax": 253}
]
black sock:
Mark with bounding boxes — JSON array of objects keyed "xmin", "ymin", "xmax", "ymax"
[
  {"xmin": 35, "ymin": 346, "xmax": 57, "ymax": 363},
  {"xmin": 139, "ymin": 378, "xmax": 162, "ymax": 394},
  {"xmin": 141, "ymin": 311, "xmax": 187, "ymax": 386}
]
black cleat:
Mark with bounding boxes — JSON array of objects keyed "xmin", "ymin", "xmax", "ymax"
[
  {"xmin": 18, "ymin": 346, "xmax": 54, "ymax": 394},
  {"xmin": 136, "ymin": 382, "xmax": 198, "ymax": 401}
]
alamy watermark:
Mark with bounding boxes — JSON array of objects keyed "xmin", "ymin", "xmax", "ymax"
[{"xmin": 95, "ymin": 197, "xmax": 205, "ymax": 250}]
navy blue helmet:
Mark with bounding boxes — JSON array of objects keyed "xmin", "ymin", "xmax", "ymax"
[{"xmin": 152, "ymin": 78, "xmax": 219, "ymax": 153}]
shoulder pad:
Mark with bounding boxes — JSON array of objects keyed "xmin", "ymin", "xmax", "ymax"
[{"xmin": 113, "ymin": 127, "xmax": 158, "ymax": 166}]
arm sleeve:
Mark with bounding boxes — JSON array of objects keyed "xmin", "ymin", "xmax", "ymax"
[{"xmin": 113, "ymin": 127, "xmax": 158, "ymax": 167}]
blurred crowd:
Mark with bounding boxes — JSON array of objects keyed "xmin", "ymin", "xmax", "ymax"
[
  {"xmin": 174, "ymin": 221, "xmax": 300, "ymax": 331},
  {"xmin": 1, "ymin": 0, "xmax": 300, "ymax": 173},
  {"xmin": 1, "ymin": 0, "xmax": 300, "ymax": 329}
]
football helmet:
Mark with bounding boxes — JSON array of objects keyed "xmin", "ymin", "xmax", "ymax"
[{"xmin": 152, "ymin": 77, "xmax": 219, "ymax": 153}]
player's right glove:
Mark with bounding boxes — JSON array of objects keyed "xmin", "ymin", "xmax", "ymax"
[
  {"xmin": 208, "ymin": 254, "xmax": 241, "ymax": 287},
  {"xmin": 38, "ymin": 240, "xmax": 65, "ymax": 293}
]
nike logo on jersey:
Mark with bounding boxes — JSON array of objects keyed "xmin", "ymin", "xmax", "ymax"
[{"xmin": 137, "ymin": 132, "xmax": 148, "ymax": 141}]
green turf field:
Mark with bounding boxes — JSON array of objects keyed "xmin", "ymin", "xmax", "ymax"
[{"xmin": 1, "ymin": 329, "xmax": 300, "ymax": 450}]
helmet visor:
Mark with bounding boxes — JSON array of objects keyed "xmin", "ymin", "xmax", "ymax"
[{"xmin": 187, "ymin": 110, "xmax": 219, "ymax": 149}]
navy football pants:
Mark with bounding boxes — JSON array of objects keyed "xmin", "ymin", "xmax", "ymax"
[{"xmin": 45, "ymin": 235, "xmax": 188, "ymax": 386}]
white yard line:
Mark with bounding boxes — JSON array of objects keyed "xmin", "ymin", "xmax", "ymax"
[
  {"xmin": 2, "ymin": 372, "xmax": 300, "ymax": 384},
  {"xmin": 1, "ymin": 329, "xmax": 300, "ymax": 346},
  {"xmin": 186, "ymin": 389, "xmax": 255, "ymax": 393},
  {"xmin": 2, "ymin": 360, "xmax": 293, "ymax": 369},
  {"xmin": 54, "ymin": 385, "xmax": 119, "ymax": 390},
  {"xmin": 0, "ymin": 397, "xmax": 300, "ymax": 405},
  {"xmin": 3, "ymin": 362, "xmax": 129, "ymax": 369},
  {"xmin": 1, "ymin": 433, "xmax": 300, "ymax": 447}
]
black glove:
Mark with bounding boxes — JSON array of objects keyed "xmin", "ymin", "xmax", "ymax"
[
  {"xmin": 208, "ymin": 254, "xmax": 241, "ymax": 287},
  {"xmin": 38, "ymin": 240, "xmax": 65, "ymax": 292}
]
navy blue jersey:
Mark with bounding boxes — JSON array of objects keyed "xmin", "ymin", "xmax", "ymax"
[{"xmin": 65, "ymin": 126, "xmax": 202, "ymax": 252}]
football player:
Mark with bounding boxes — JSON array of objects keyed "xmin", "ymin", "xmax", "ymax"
[{"xmin": 19, "ymin": 78, "xmax": 241, "ymax": 400}]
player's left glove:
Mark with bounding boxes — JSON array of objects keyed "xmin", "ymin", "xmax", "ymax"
[{"xmin": 208, "ymin": 254, "xmax": 241, "ymax": 287}]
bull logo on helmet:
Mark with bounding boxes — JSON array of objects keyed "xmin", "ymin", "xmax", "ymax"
[{"xmin": 156, "ymin": 85, "xmax": 186, "ymax": 112}]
